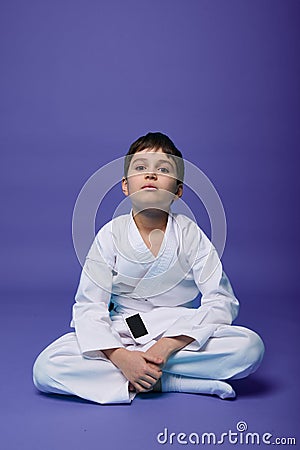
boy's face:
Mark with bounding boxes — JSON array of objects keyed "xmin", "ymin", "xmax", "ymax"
[{"xmin": 122, "ymin": 148, "xmax": 183, "ymax": 212}]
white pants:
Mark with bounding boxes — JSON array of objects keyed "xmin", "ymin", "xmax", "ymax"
[{"xmin": 33, "ymin": 324, "xmax": 264, "ymax": 404}]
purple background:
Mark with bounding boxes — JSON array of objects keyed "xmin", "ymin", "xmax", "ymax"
[{"xmin": 1, "ymin": 1, "xmax": 299, "ymax": 449}]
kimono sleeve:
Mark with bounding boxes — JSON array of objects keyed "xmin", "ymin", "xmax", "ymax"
[
  {"xmin": 162, "ymin": 225, "xmax": 240, "ymax": 351},
  {"xmin": 70, "ymin": 224, "xmax": 124, "ymax": 359}
]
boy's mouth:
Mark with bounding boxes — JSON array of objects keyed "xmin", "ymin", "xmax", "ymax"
[{"xmin": 141, "ymin": 185, "xmax": 158, "ymax": 190}]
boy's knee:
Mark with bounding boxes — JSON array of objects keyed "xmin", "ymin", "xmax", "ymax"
[
  {"xmin": 244, "ymin": 329, "xmax": 265, "ymax": 366},
  {"xmin": 231, "ymin": 327, "xmax": 265, "ymax": 378},
  {"xmin": 32, "ymin": 349, "xmax": 53, "ymax": 393}
]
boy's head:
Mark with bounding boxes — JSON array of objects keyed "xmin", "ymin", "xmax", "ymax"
[
  {"xmin": 123, "ymin": 132, "xmax": 184, "ymax": 184},
  {"xmin": 122, "ymin": 132, "xmax": 184, "ymax": 212}
]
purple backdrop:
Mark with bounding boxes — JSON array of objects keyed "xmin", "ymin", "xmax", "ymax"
[{"xmin": 1, "ymin": 1, "xmax": 299, "ymax": 449}]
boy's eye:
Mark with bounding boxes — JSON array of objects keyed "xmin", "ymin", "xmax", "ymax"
[
  {"xmin": 133, "ymin": 165, "xmax": 171, "ymax": 174},
  {"xmin": 158, "ymin": 167, "xmax": 169, "ymax": 174}
]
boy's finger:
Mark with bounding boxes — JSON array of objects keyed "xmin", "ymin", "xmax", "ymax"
[
  {"xmin": 136, "ymin": 379, "xmax": 153, "ymax": 391},
  {"xmin": 146, "ymin": 370, "xmax": 162, "ymax": 381},
  {"xmin": 146, "ymin": 363, "xmax": 163, "ymax": 374},
  {"xmin": 144, "ymin": 354, "xmax": 163, "ymax": 364},
  {"xmin": 140, "ymin": 375, "xmax": 157, "ymax": 386}
]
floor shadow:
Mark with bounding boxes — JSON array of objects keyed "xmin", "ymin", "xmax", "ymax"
[
  {"xmin": 137, "ymin": 392, "xmax": 165, "ymax": 400},
  {"xmin": 36, "ymin": 391, "xmax": 97, "ymax": 405},
  {"xmin": 35, "ymin": 391, "xmax": 132, "ymax": 406},
  {"xmin": 230, "ymin": 374, "xmax": 279, "ymax": 397}
]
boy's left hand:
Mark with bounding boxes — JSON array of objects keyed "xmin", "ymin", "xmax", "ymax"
[
  {"xmin": 145, "ymin": 335, "xmax": 195, "ymax": 366},
  {"xmin": 144, "ymin": 339, "xmax": 174, "ymax": 366}
]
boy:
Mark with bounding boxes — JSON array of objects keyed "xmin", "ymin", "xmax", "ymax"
[{"xmin": 33, "ymin": 132, "xmax": 264, "ymax": 404}]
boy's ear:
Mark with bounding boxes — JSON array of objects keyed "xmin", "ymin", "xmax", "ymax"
[
  {"xmin": 122, "ymin": 177, "xmax": 129, "ymax": 196},
  {"xmin": 175, "ymin": 183, "xmax": 183, "ymax": 199}
]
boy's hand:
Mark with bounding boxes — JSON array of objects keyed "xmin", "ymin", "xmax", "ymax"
[
  {"xmin": 144, "ymin": 338, "xmax": 175, "ymax": 366},
  {"xmin": 145, "ymin": 335, "xmax": 195, "ymax": 365},
  {"xmin": 103, "ymin": 348, "xmax": 163, "ymax": 393}
]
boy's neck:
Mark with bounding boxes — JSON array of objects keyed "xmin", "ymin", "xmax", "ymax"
[{"xmin": 132, "ymin": 208, "xmax": 169, "ymax": 233}]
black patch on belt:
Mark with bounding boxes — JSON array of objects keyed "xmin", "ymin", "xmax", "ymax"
[{"xmin": 125, "ymin": 313, "xmax": 149, "ymax": 339}]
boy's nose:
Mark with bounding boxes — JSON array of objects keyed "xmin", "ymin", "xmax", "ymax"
[{"xmin": 145, "ymin": 171, "xmax": 157, "ymax": 179}]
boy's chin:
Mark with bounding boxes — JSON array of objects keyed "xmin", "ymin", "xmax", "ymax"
[
  {"xmin": 131, "ymin": 202, "xmax": 172, "ymax": 215},
  {"xmin": 130, "ymin": 190, "xmax": 175, "ymax": 204}
]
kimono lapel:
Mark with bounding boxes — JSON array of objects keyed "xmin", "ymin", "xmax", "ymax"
[
  {"xmin": 128, "ymin": 210, "xmax": 175, "ymax": 273},
  {"xmin": 129, "ymin": 211, "xmax": 190, "ymax": 298}
]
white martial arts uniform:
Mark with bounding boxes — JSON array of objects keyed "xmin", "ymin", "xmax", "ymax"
[{"xmin": 33, "ymin": 212, "xmax": 265, "ymax": 404}]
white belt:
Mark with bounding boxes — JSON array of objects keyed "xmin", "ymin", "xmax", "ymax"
[
  {"xmin": 112, "ymin": 296, "xmax": 154, "ymax": 313},
  {"xmin": 110, "ymin": 295, "xmax": 197, "ymax": 315}
]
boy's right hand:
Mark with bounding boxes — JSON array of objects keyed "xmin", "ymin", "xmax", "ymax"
[{"xmin": 103, "ymin": 348, "xmax": 163, "ymax": 393}]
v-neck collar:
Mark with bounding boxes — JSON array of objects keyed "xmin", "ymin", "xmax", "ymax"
[{"xmin": 128, "ymin": 209, "xmax": 173, "ymax": 260}]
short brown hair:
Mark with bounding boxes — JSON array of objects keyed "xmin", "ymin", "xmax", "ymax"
[{"xmin": 124, "ymin": 132, "xmax": 184, "ymax": 183}]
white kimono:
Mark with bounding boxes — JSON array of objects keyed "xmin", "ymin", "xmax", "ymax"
[{"xmin": 33, "ymin": 212, "xmax": 264, "ymax": 404}]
